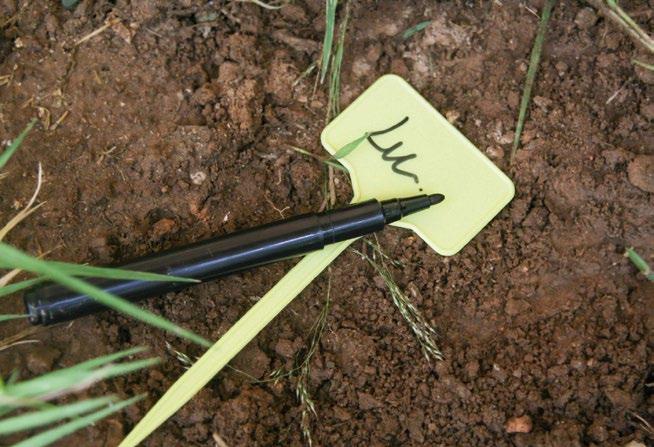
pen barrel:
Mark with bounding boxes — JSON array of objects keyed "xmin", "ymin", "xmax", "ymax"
[{"xmin": 24, "ymin": 200, "xmax": 385, "ymax": 325}]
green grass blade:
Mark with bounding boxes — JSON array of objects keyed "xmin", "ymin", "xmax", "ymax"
[
  {"xmin": 0, "ymin": 278, "xmax": 44, "ymax": 298},
  {"xmin": 0, "ymin": 120, "xmax": 36, "ymax": 171},
  {"xmin": 402, "ymin": 20, "xmax": 431, "ymax": 40},
  {"xmin": 0, "ymin": 396, "xmax": 114, "ymax": 435},
  {"xmin": 633, "ymin": 59, "xmax": 654, "ymax": 71},
  {"xmin": 12, "ymin": 394, "xmax": 144, "ymax": 447},
  {"xmin": 0, "ymin": 243, "xmax": 211, "ymax": 347},
  {"xmin": 61, "ymin": 347, "xmax": 146, "ymax": 372},
  {"xmin": 332, "ymin": 132, "xmax": 369, "ymax": 159},
  {"xmin": 5, "ymin": 358, "xmax": 159, "ymax": 399},
  {"xmin": 319, "ymin": 0, "xmax": 338, "ymax": 84},
  {"xmin": 510, "ymin": 0, "xmax": 556, "ymax": 162},
  {"xmin": 40, "ymin": 261, "xmax": 199, "ymax": 283},
  {"xmin": 625, "ymin": 247, "xmax": 654, "ymax": 281},
  {"xmin": 0, "ymin": 314, "xmax": 26, "ymax": 322},
  {"xmin": 287, "ymin": 146, "xmax": 348, "ymax": 172},
  {"xmin": 326, "ymin": 1, "xmax": 350, "ymax": 121}
]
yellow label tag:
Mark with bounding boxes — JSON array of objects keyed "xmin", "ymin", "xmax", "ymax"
[{"xmin": 321, "ymin": 74, "xmax": 514, "ymax": 255}]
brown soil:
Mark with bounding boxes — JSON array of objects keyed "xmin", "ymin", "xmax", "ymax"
[{"xmin": 1, "ymin": 1, "xmax": 652, "ymax": 446}]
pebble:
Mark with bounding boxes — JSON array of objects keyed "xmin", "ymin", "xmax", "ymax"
[
  {"xmin": 190, "ymin": 170, "xmax": 207, "ymax": 185},
  {"xmin": 634, "ymin": 59, "xmax": 654, "ymax": 84},
  {"xmin": 587, "ymin": 418, "xmax": 608, "ymax": 442},
  {"xmin": 505, "ymin": 415, "xmax": 533, "ymax": 433},
  {"xmin": 486, "ymin": 146, "xmax": 505, "ymax": 159},
  {"xmin": 574, "ymin": 7, "xmax": 598, "ymax": 30},
  {"xmin": 25, "ymin": 345, "xmax": 60, "ymax": 374},
  {"xmin": 151, "ymin": 218, "xmax": 177, "ymax": 238},
  {"xmin": 640, "ymin": 102, "xmax": 654, "ymax": 121},
  {"xmin": 627, "ymin": 155, "xmax": 654, "ymax": 193},
  {"xmin": 273, "ymin": 338, "xmax": 296, "ymax": 359},
  {"xmin": 357, "ymin": 391, "xmax": 382, "ymax": 410}
]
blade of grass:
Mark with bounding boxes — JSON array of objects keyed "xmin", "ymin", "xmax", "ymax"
[
  {"xmin": 5, "ymin": 358, "xmax": 159, "ymax": 401},
  {"xmin": 0, "ymin": 278, "xmax": 44, "ymax": 298},
  {"xmin": 59, "ymin": 346, "xmax": 146, "ymax": 372},
  {"xmin": 0, "ymin": 347, "xmax": 146, "ymax": 405},
  {"xmin": 287, "ymin": 146, "xmax": 348, "ymax": 172},
  {"xmin": 32, "ymin": 261, "xmax": 199, "ymax": 284},
  {"xmin": 633, "ymin": 59, "xmax": 654, "ymax": 71},
  {"xmin": 0, "ymin": 119, "xmax": 36, "ymax": 171},
  {"xmin": 0, "ymin": 396, "xmax": 115, "ymax": 435},
  {"xmin": 402, "ymin": 20, "xmax": 431, "ymax": 40},
  {"xmin": 326, "ymin": 1, "xmax": 350, "ymax": 121},
  {"xmin": 605, "ymin": 0, "xmax": 654, "ymax": 52},
  {"xmin": 319, "ymin": 0, "xmax": 338, "ymax": 84},
  {"xmin": 12, "ymin": 394, "xmax": 145, "ymax": 447},
  {"xmin": 0, "ymin": 314, "xmax": 26, "ymax": 322},
  {"xmin": 625, "ymin": 247, "xmax": 654, "ymax": 281},
  {"xmin": 510, "ymin": 0, "xmax": 556, "ymax": 163},
  {"xmin": 332, "ymin": 132, "xmax": 369, "ymax": 159},
  {"xmin": 0, "ymin": 243, "xmax": 211, "ymax": 347}
]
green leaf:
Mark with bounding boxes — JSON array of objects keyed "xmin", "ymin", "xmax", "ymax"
[
  {"xmin": 0, "ymin": 243, "xmax": 211, "ymax": 347},
  {"xmin": 40, "ymin": 261, "xmax": 199, "ymax": 283},
  {"xmin": 633, "ymin": 59, "xmax": 654, "ymax": 71},
  {"xmin": 0, "ymin": 396, "xmax": 115, "ymax": 435},
  {"xmin": 332, "ymin": 132, "xmax": 369, "ymax": 159},
  {"xmin": 0, "ymin": 278, "xmax": 44, "ymax": 298},
  {"xmin": 62, "ymin": 346, "xmax": 146, "ymax": 372},
  {"xmin": 5, "ymin": 358, "xmax": 159, "ymax": 400},
  {"xmin": 0, "ymin": 314, "xmax": 26, "ymax": 322},
  {"xmin": 402, "ymin": 20, "xmax": 431, "ymax": 40},
  {"xmin": 319, "ymin": 0, "xmax": 338, "ymax": 84},
  {"xmin": 510, "ymin": 0, "xmax": 556, "ymax": 162},
  {"xmin": 0, "ymin": 120, "xmax": 36, "ymax": 171},
  {"xmin": 625, "ymin": 247, "xmax": 653, "ymax": 281},
  {"xmin": 12, "ymin": 394, "xmax": 144, "ymax": 447}
]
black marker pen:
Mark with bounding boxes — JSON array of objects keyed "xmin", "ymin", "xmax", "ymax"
[{"xmin": 24, "ymin": 194, "xmax": 444, "ymax": 325}]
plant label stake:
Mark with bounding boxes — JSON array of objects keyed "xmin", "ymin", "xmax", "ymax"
[{"xmin": 120, "ymin": 75, "xmax": 514, "ymax": 446}]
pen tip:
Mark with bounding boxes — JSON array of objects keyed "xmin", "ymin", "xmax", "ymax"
[{"xmin": 429, "ymin": 193, "xmax": 445, "ymax": 205}]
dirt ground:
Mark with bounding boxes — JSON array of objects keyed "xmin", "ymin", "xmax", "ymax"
[{"xmin": 1, "ymin": 0, "xmax": 653, "ymax": 445}]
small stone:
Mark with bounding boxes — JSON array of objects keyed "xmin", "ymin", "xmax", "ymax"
[
  {"xmin": 533, "ymin": 95, "xmax": 552, "ymax": 109},
  {"xmin": 555, "ymin": 61, "xmax": 568, "ymax": 76},
  {"xmin": 505, "ymin": 415, "xmax": 532, "ymax": 434},
  {"xmin": 605, "ymin": 387, "xmax": 634, "ymax": 408},
  {"xmin": 627, "ymin": 155, "xmax": 654, "ymax": 193},
  {"xmin": 232, "ymin": 345, "xmax": 270, "ymax": 380},
  {"xmin": 357, "ymin": 391, "xmax": 382, "ymax": 410},
  {"xmin": 25, "ymin": 345, "xmax": 60, "ymax": 374},
  {"xmin": 273, "ymin": 339, "xmax": 296, "ymax": 359},
  {"xmin": 574, "ymin": 7, "xmax": 598, "ymax": 30},
  {"xmin": 587, "ymin": 418, "xmax": 608, "ymax": 442},
  {"xmin": 190, "ymin": 170, "xmax": 207, "ymax": 185},
  {"xmin": 640, "ymin": 102, "xmax": 654, "ymax": 121},
  {"xmin": 445, "ymin": 110, "xmax": 460, "ymax": 124},
  {"xmin": 333, "ymin": 406, "xmax": 352, "ymax": 421},
  {"xmin": 103, "ymin": 418, "xmax": 125, "ymax": 446},
  {"xmin": 624, "ymin": 442, "xmax": 646, "ymax": 447},
  {"xmin": 464, "ymin": 360, "xmax": 479, "ymax": 379},
  {"xmin": 151, "ymin": 218, "xmax": 176, "ymax": 238},
  {"xmin": 634, "ymin": 59, "xmax": 654, "ymax": 84},
  {"xmin": 486, "ymin": 146, "xmax": 504, "ymax": 159}
]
